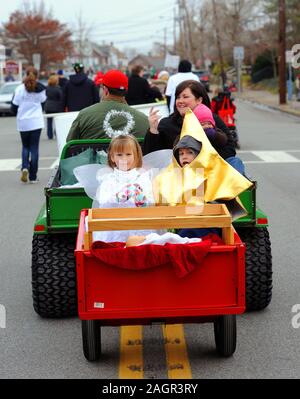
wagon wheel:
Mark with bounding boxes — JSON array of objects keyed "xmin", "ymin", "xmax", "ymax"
[
  {"xmin": 31, "ymin": 233, "xmax": 77, "ymax": 318},
  {"xmin": 236, "ymin": 227, "xmax": 272, "ymax": 311},
  {"xmin": 214, "ymin": 315, "xmax": 237, "ymax": 357},
  {"xmin": 82, "ymin": 320, "xmax": 101, "ymax": 361}
]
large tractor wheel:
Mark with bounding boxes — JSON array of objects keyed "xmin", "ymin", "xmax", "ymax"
[
  {"xmin": 32, "ymin": 233, "xmax": 77, "ymax": 318},
  {"xmin": 82, "ymin": 320, "xmax": 101, "ymax": 361},
  {"xmin": 236, "ymin": 227, "xmax": 272, "ymax": 311},
  {"xmin": 214, "ymin": 315, "xmax": 237, "ymax": 357}
]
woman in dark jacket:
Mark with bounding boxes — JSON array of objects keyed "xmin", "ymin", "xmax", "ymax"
[
  {"xmin": 143, "ymin": 80, "xmax": 239, "ymax": 164},
  {"xmin": 126, "ymin": 65, "xmax": 162, "ymax": 105},
  {"xmin": 45, "ymin": 74, "xmax": 64, "ymax": 139}
]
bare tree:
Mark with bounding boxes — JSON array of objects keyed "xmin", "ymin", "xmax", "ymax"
[{"xmin": 72, "ymin": 11, "xmax": 95, "ymax": 63}]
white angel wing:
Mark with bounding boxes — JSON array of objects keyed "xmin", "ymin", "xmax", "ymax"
[
  {"xmin": 142, "ymin": 149, "xmax": 173, "ymax": 171},
  {"xmin": 73, "ymin": 164, "xmax": 110, "ymax": 200}
]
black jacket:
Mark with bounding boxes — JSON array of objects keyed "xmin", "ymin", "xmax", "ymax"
[
  {"xmin": 143, "ymin": 113, "xmax": 236, "ymax": 160},
  {"xmin": 63, "ymin": 72, "xmax": 100, "ymax": 112},
  {"xmin": 45, "ymin": 86, "xmax": 64, "ymax": 113},
  {"xmin": 126, "ymin": 74, "xmax": 161, "ymax": 105},
  {"xmin": 58, "ymin": 76, "xmax": 68, "ymax": 89}
]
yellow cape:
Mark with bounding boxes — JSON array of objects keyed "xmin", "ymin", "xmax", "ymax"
[{"xmin": 154, "ymin": 110, "xmax": 252, "ymax": 207}]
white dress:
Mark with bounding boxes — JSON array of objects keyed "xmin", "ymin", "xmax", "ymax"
[{"xmin": 93, "ymin": 167, "xmax": 160, "ymax": 242}]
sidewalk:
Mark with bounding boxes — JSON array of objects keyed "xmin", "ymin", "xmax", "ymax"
[{"xmin": 235, "ymin": 88, "xmax": 300, "ymax": 117}]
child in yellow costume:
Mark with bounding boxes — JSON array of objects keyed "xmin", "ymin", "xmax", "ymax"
[{"xmin": 154, "ymin": 110, "xmax": 252, "ymax": 220}]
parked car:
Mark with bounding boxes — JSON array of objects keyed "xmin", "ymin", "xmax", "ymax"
[
  {"xmin": 193, "ymin": 70, "xmax": 210, "ymax": 92},
  {"xmin": 0, "ymin": 81, "xmax": 22, "ymax": 115}
]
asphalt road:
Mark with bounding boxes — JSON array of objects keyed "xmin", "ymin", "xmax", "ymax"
[{"xmin": 0, "ymin": 102, "xmax": 300, "ymax": 379}]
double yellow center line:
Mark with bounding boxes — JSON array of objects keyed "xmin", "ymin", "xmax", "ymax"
[{"xmin": 119, "ymin": 324, "xmax": 192, "ymax": 379}]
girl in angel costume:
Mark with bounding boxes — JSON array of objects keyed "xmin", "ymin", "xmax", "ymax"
[
  {"xmin": 80, "ymin": 134, "xmax": 158, "ymax": 242},
  {"xmin": 74, "ymin": 134, "xmax": 202, "ymax": 245}
]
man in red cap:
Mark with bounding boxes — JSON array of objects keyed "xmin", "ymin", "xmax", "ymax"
[{"xmin": 67, "ymin": 69, "xmax": 149, "ymax": 141}]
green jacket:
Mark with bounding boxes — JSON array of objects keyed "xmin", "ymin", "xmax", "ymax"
[{"xmin": 66, "ymin": 98, "xmax": 149, "ymax": 141}]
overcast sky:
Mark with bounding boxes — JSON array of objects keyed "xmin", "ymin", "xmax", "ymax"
[{"xmin": 0, "ymin": 0, "xmax": 176, "ymax": 52}]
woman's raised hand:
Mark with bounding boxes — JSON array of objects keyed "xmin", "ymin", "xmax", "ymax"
[{"xmin": 148, "ymin": 107, "xmax": 160, "ymax": 134}]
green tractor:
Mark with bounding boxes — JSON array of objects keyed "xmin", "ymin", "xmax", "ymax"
[{"xmin": 31, "ymin": 139, "xmax": 272, "ymax": 318}]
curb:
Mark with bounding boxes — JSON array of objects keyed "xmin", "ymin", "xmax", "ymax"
[{"xmin": 236, "ymin": 95, "xmax": 300, "ymax": 118}]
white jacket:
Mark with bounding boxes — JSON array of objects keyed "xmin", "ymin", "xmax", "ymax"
[{"xmin": 12, "ymin": 84, "xmax": 46, "ymax": 132}]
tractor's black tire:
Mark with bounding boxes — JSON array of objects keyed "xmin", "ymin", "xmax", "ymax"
[
  {"xmin": 214, "ymin": 315, "xmax": 237, "ymax": 357},
  {"xmin": 32, "ymin": 234, "xmax": 77, "ymax": 318},
  {"xmin": 82, "ymin": 320, "xmax": 101, "ymax": 361},
  {"xmin": 236, "ymin": 227, "xmax": 272, "ymax": 311}
]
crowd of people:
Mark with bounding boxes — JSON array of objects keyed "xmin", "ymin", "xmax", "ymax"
[{"xmin": 11, "ymin": 58, "xmax": 246, "ymax": 203}]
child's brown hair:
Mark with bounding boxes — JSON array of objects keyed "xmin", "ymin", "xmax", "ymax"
[{"xmin": 107, "ymin": 135, "xmax": 143, "ymax": 169}]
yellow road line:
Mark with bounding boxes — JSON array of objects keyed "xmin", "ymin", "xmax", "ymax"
[
  {"xmin": 163, "ymin": 324, "xmax": 192, "ymax": 379},
  {"xmin": 119, "ymin": 326, "xmax": 144, "ymax": 379}
]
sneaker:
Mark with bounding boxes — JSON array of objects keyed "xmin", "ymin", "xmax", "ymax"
[
  {"xmin": 29, "ymin": 179, "xmax": 39, "ymax": 184},
  {"xmin": 21, "ymin": 168, "xmax": 28, "ymax": 183}
]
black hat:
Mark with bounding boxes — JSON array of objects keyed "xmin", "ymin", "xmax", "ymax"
[{"xmin": 73, "ymin": 62, "xmax": 84, "ymax": 73}]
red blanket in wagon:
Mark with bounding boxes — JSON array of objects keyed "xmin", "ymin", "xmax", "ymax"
[{"xmin": 91, "ymin": 234, "xmax": 223, "ymax": 278}]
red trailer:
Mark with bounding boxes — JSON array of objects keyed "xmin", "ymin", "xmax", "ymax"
[{"xmin": 75, "ymin": 204, "xmax": 245, "ymax": 361}]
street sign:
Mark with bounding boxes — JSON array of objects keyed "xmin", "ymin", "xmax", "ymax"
[
  {"xmin": 4, "ymin": 60, "xmax": 19, "ymax": 74},
  {"xmin": 164, "ymin": 53, "xmax": 180, "ymax": 69},
  {"xmin": 204, "ymin": 58, "xmax": 212, "ymax": 69},
  {"xmin": 233, "ymin": 46, "xmax": 244, "ymax": 61},
  {"xmin": 0, "ymin": 44, "xmax": 6, "ymax": 61},
  {"xmin": 32, "ymin": 53, "xmax": 41, "ymax": 70},
  {"xmin": 286, "ymin": 50, "xmax": 293, "ymax": 64}
]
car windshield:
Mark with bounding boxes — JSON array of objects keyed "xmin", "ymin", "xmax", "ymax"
[{"xmin": 0, "ymin": 83, "xmax": 20, "ymax": 95}]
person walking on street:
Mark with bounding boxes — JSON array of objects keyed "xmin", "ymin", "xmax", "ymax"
[
  {"xmin": 126, "ymin": 65, "xmax": 162, "ymax": 105},
  {"xmin": 165, "ymin": 59, "xmax": 199, "ymax": 113},
  {"xmin": 63, "ymin": 62, "xmax": 100, "ymax": 112},
  {"xmin": 67, "ymin": 69, "xmax": 149, "ymax": 141},
  {"xmin": 11, "ymin": 66, "xmax": 46, "ymax": 183},
  {"xmin": 45, "ymin": 74, "xmax": 64, "ymax": 139},
  {"xmin": 57, "ymin": 69, "xmax": 68, "ymax": 90}
]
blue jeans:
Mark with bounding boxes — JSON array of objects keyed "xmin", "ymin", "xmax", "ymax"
[
  {"xmin": 225, "ymin": 156, "xmax": 245, "ymax": 175},
  {"xmin": 20, "ymin": 129, "xmax": 41, "ymax": 181},
  {"xmin": 47, "ymin": 118, "xmax": 54, "ymax": 139},
  {"xmin": 178, "ymin": 228, "xmax": 222, "ymax": 239}
]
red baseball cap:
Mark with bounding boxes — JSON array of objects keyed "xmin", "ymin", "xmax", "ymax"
[{"xmin": 101, "ymin": 69, "xmax": 128, "ymax": 90}]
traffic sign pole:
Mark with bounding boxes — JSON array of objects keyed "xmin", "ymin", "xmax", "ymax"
[{"xmin": 233, "ymin": 47, "xmax": 244, "ymax": 94}]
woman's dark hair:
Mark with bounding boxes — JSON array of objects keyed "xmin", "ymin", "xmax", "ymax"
[
  {"xmin": 172, "ymin": 80, "xmax": 211, "ymax": 123},
  {"xmin": 24, "ymin": 66, "xmax": 38, "ymax": 92},
  {"xmin": 131, "ymin": 64, "xmax": 144, "ymax": 75}
]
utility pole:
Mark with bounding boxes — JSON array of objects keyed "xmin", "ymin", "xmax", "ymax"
[
  {"xmin": 212, "ymin": 0, "xmax": 226, "ymax": 87},
  {"xmin": 178, "ymin": 0, "xmax": 188, "ymax": 59},
  {"xmin": 173, "ymin": 6, "xmax": 177, "ymax": 53},
  {"xmin": 164, "ymin": 27, "xmax": 167, "ymax": 57},
  {"xmin": 182, "ymin": 0, "xmax": 195, "ymax": 64},
  {"xmin": 278, "ymin": 0, "xmax": 286, "ymax": 104}
]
